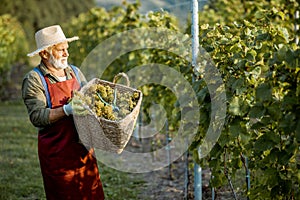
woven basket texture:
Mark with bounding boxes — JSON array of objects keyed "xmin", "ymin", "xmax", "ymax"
[{"xmin": 73, "ymin": 77, "xmax": 142, "ymax": 154}]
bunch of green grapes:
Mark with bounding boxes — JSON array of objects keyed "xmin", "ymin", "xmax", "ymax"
[
  {"xmin": 87, "ymin": 84, "xmax": 114, "ymax": 104},
  {"xmin": 85, "ymin": 84, "xmax": 115, "ymax": 120},
  {"xmin": 116, "ymin": 91, "xmax": 140, "ymax": 119},
  {"xmin": 75, "ymin": 83, "xmax": 140, "ymax": 120}
]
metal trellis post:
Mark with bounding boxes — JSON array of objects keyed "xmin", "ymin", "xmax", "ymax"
[
  {"xmin": 295, "ymin": 10, "xmax": 299, "ymax": 45},
  {"xmin": 191, "ymin": 0, "xmax": 202, "ymax": 199}
]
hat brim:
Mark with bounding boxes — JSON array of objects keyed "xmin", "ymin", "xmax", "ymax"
[{"xmin": 27, "ymin": 36, "xmax": 79, "ymax": 57}]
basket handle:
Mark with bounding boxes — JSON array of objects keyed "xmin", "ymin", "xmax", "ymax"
[{"xmin": 113, "ymin": 72, "xmax": 130, "ymax": 87}]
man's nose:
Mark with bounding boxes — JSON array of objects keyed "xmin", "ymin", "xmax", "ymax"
[{"xmin": 63, "ymin": 49, "xmax": 69, "ymax": 57}]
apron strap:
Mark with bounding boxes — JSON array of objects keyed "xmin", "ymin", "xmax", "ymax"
[
  {"xmin": 70, "ymin": 65, "xmax": 82, "ymax": 87},
  {"xmin": 33, "ymin": 67, "xmax": 52, "ymax": 108},
  {"xmin": 33, "ymin": 65, "xmax": 82, "ymax": 109}
]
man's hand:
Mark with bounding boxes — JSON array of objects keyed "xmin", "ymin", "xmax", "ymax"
[{"xmin": 63, "ymin": 98, "xmax": 89, "ymax": 116}]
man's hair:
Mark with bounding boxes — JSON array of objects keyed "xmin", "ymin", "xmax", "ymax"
[
  {"xmin": 38, "ymin": 46, "xmax": 53, "ymax": 58},
  {"xmin": 45, "ymin": 46, "xmax": 53, "ymax": 54}
]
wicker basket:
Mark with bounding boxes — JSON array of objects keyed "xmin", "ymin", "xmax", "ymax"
[{"xmin": 73, "ymin": 73, "xmax": 142, "ymax": 154}]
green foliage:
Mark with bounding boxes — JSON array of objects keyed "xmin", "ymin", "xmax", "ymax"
[
  {"xmin": 66, "ymin": 2, "xmax": 148, "ymax": 65},
  {"xmin": 201, "ymin": 0, "xmax": 298, "ymax": 28},
  {"xmin": 65, "ymin": 2, "xmax": 184, "ymax": 126},
  {"xmin": 60, "ymin": 1, "xmax": 300, "ymax": 198},
  {"xmin": 0, "ymin": 0, "xmax": 95, "ymax": 46},
  {"xmin": 190, "ymin": 1, "xmax": 300, "ymax": 199},
  {"xmin": 0, "ymin": 14, "xmax": 28, "ymax": 100},
  {"xmin": 0, "ymin": 1, "xmax": 95, "ymax": 100}
]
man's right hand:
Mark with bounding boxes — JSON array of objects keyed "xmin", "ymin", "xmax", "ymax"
[{"xmin": 63, "ymin": 98, "xmax": 88, "ymax": 116}]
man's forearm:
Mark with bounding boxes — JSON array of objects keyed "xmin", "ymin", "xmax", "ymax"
[{"xmin": 49, "ymin": 107, "xmax": 67, "ymax": 123}]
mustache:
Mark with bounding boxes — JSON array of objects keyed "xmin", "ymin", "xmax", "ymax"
[{"xmin": 49, "ymin": 54, "xmax": 68, "ymax": 69}]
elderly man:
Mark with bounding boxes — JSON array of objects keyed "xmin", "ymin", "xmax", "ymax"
[{"xmin": 22, "ymin": 25, "xmax": 105, "ymax": 199}]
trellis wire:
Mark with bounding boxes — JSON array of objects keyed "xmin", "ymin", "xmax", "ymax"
[
  {"xmin": 224, "ymin": 149, "xmax": 238, "ymax": 200},
  {"xmin": 184, "ymin": 145, "xmax": 189, "ymax": 199},
  {"xmin": 211, "ymin": 175, "xmax": 215, "ymax": 200},
  {"xmin": 165, "ymin": 119, "xmax": 172, "ymax": 180},
  {"xmin": 241, "ymin": 154, "xmax": 251, "ymax": 200}
]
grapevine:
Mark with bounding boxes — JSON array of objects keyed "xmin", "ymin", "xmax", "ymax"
[{"xmin": 67, "ymin": 1, "xmax": 299, "ymax": 198}]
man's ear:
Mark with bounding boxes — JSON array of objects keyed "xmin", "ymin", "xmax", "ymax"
[{"xmin": 39, "ymin": 50, "xmax": 50, "ymax": 60}]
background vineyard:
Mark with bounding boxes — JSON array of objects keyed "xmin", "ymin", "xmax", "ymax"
[{"xmin": 0, "ymin": 0, "xmax": 299, "ymax": 199}]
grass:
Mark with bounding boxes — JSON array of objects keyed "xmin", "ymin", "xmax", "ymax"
[{"xmin": 0, "ymin": 101, "xmax": 144, "ymax": 200}]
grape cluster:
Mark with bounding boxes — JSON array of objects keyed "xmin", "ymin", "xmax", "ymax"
[{"xmin": 74, "ymin": 83, "xmax": 140, "ymax": 121}]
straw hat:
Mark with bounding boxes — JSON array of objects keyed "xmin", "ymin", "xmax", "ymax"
[{"xmin": 27, "ymin": 25, "xmax": 79, "ymax": 57}]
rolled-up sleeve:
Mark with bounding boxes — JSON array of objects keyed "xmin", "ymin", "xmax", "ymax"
[{"xmin": 22, "ymin": 71, "xmax": 51, "ymax": 128}]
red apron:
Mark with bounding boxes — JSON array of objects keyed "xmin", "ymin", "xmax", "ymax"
[{"xmin": 38, "ymin": 73, "xmax": 105, "ymax": 200}]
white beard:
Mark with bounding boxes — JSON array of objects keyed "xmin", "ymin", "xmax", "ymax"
[{"xmin": 49, "ymin": 54, "xmax": 68, "ymax": 69}]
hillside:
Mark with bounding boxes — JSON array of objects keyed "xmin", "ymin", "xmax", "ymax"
[
  {"xmin": 95, "ymin": 0, "xmax": 206, "ymax": 28},
  {"xmin": 96, "ymin": 0, "xmax": 187, "ymax": 13}
]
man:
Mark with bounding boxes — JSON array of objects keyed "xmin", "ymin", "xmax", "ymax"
[{"xmin": 22, "ymin": 25, "xmax": 105, "ymax": 199}]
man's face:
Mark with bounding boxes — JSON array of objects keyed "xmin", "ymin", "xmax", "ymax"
[{"xmin": 49, "ymin": 42, "xmax": 69, "ymax": 70}]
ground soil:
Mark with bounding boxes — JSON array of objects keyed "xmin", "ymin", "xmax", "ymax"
[
  {"xmin": 124, "ymin": 137, "xmax": 242, "ymax": 200},
  {"xmin": 124, "ymin": 137, "xmax": 192, "ymax": 200}
]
